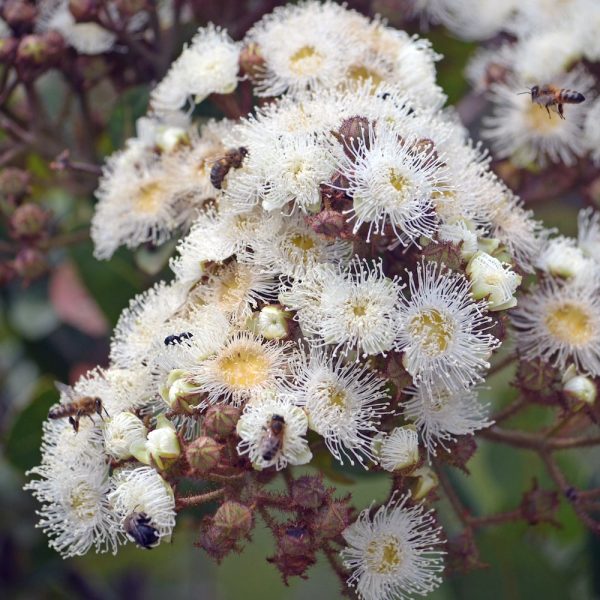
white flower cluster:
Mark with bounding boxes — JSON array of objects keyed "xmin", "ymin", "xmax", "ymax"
[
  {"xmin": 28, "ymin": 3, "xmax": 600, "ymax": 598},
  {"xmin": 513, "ymin": 208, "xmax": 600, "ymax": 377},
  {"xmin": 415, "ymin": 0, "xmax": 600, "ymax": 166}
]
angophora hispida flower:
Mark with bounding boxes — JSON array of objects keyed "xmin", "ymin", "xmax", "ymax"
[{"xmin": 26, "ymin": 2, "xmax": 600, "ymax": 597}]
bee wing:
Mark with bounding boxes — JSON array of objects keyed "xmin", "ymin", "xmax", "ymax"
[{"xmin": 54, "ymin": 381, "xmax": 74, "ymax": 400}]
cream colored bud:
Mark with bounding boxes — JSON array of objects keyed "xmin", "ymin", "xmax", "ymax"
[
  {"xmin": 538, "ymin": 240, "xmax": 589, "ymax": 279},
  {"xmin": 160, "ymin": 369, "xmax": 198, "ymax": 412},
  {"xmin": 146, "ymin": 415, "xmax": 181, "ymax": 469},
  {"xmin": 255, "ymin": 305, "xmax": 290, "ymax": 340},
  {"xmin": 563, "ymin": 375, "xmax": 597, "ymax": 406},
  {"xmin": 410, "ymin": 465, "xmax": 439, "ymax": 501},
  {"xmin": 379, "ymin": 426, "xmax": 420, "ymax": 472},
  {"xmin": 477, "ymin": 237, "xmax": 500, "ymax": 255},
  {"xmin": 466, "ymin": 251, "xmax": 522, "ymax": 311}
]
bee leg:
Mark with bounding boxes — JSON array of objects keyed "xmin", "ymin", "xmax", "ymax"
[
  {"xmin": 103, "ymin": 406, "xmax": 111, "ymax": 418},
  {"xmin": 69, "ymin": 415, "xmax": 79, "ymax": 432},
  {"xmin": 558, "ymin": 104, "xmax": 565, "ymax": 119},
  {"xmin": 546, "ymin": 106, "xmax": 551, "ymax": 118}
]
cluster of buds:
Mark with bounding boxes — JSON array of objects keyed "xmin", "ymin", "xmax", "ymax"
[{"xmin": 0, "ymin": 167, "xmax": 51, "ymax": 284}]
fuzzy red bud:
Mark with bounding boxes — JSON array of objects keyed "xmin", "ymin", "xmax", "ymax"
[
  {"xmin": 203, "ymin": 405, "xmax": 241, "ymax": 439},
  {"xmin": 213, "ymin": 501, "xmax": 253, "ymax": 541},
  {"xmin": 9, "ymin": 203, "xmax": 50, "ymax": 241},
  {"xmin": 291, "ymin": 476, "xmax": 327, "ymax": 510},
  {"xmin": 12, "ymin": 247, "xmax": 47, "ymax": 281},
  {"xmin": 312, "ymin": 500, "xmax": 352, "ymax": 541},
  {"xmin": 186, "ymin": 436, "xmax": 221, "ymax": 473}
]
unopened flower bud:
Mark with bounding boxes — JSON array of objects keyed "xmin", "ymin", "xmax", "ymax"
[
  {"xmin": 2, "ymin": 0, "xmax": 37, "ymax": 28},
  {"xmin": 239, "ymin": 43, "xmax": 265, "ymax": 80},
  {"xmin": 197, "ymin": 520, "xmax": 235, "ymax": 561},
  {"xmin": 563, "ymin": 375, "xmax": 597, "ymax": 406},
  {"xmin": 466, "ymin": 251, "xmax": 521, "ymax": 311},
  {"xmin": 277, "ymin": 524, "xmax": 312, "ymax": 556},
  {"xmin": 17, "ymin": 34, "xmax": 48, "ymax": 66},
  {"xmin": 477, "ymin": 237, "xmax": 500, "ymax": 255},
  {"xmin": 68, "ymin": 0, "xmax": 98, "ymax": 21},
  {"xmin": 249, "ymin": 305, "xmax": 290, "ymax": 340},
  {"xmin": 203, "ymin": 405, "xmax": 241, "ymax": 439},
  {"xmin": 0, "ymin": 37, "xmax": 18, "ymax": 63},
  {"xmin": 409, "ymin": 465, "xmax": 439, "ymax": 501},
  {"xmin": 520, "ymin": 480, "xmax": 559, "ymax": 526},
  {"xmin": 291, "ymin": 476, "xmax": 327, "ymax": 510},
  {"xmin": 213, "ymin": 501, "xmax": 253, "ymax": 541},
  {"xmin": 312, "ymin": 500, "xmax": 353, "ymax": 541},
  {"xmin": 0, "ymin": 167, "xmax": 30, "ymax": 204},
  {"xmin": 379, "ymin": 426, "xmax": 419, "ymax": 472},
  {"xmin": 144, "ymin": 415, "xmax": 181, "ymax": 469},
  {"xmin": 160, "ymin": 369, "xmax": 199, "ymax": 412},
  {"xmin": 537, "ymin": 238, "xmax": 589, "ymax": 279},
  {"xmin": 186, "ymin": 436, "xmax": 221, "ymax": 473},
  {"xmin": 12, "ymin": 247, "xmax": 47, "ymax": 280},
  {"xmin": 9, "ymin": 203, "xmax": 49, "ymax": 241},
  {"xmin": 336, "ymin": 115, "xmax": 371, "ymax": 157},
  {"xmin": 104, "ymin": 411, "xmax": 147, "ymax": 460}
]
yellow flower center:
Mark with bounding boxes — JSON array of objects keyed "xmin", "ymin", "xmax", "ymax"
[
  {"xmin": 134, "ymin": 181, "xmax": 165, "ymax": 214},
  {"xmin": 69, "ymin": 483, "xmax": 97, "ymax": 520},
  {"xmin": 216, "ymin": 344, "xmax": 271, "ymax": 389},
  {"xmin": 290, "ymin": 233, "xmax": 316, "ymax": 251},
  {"xmin": 289, "ymin": 45, "xmax": 323, "ymax": 76},
  {"xmin": 216, "ymin": 264, "xmax": 252, "ymax": 311},
  {"xmin": 389, "ymin": 169, "xmax": 409, "ymax": 192},
  {"xmin": 366, "ymin": 535, "xmax": 403, "ymax": 574},
  {"xmin": 409, "ymin": 308, "xmax": 454, "ymax": 356},
  {"xmin": 352, "ymin": 303, "xmax": 367, "ymax": 317},
  {"xmin": 545, "ymin": 302, "xmax": 593, "ymax": 346},
  {"xmin": 325, "ymin": 384, "xmax": 347, "ymax": 409},
  {"xmin": 526, "ymin": 103, "xmax": 562, "ymax": 133},
  {"xmin": 347, "ymin": 65, "xmax": 383, "ymax": 88}
]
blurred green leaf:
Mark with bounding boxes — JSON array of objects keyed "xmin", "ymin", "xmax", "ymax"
[{"xmin": 5, "ymin": 377, "xmax": 55, "ymax": 472}]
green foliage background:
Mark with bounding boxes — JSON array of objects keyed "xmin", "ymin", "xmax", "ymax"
[{"xmin": 1, "ymin": 20, "xmax": 599, "ymax": 600}]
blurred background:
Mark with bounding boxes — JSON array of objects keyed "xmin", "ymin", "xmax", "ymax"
[{"xmin": 1, "ymin": 1, "xmax": 599, "ymax": 598}]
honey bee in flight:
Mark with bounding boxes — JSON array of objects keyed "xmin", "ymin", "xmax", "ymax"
[
  {"xmin": 123, "ymin": 510, "xmax": 160, "ymax": 549},
  {"xmin": 210, "ymin": 147, "xmax": 248, "ymax": 190},
  {"xmin": 519, "ymin": 84, "xmax": 585, "ymax": 119},
  {"xmin": 48, "ymin": 382, "xmax": 108, "ymax": 432},
  {"xmin": 260, "ymin": 414, "xmax": 285, "ymax": 462}
]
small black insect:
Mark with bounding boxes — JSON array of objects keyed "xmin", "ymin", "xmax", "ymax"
[
  {"xmin": 123, "ymin": 511, "xmax": 160, "ymax": 549},
  {"xmin": 164, "ymin": 331, "xmax": 194, "ymax": 346}
]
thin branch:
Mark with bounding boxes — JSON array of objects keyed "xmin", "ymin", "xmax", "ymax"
[
  {"xmin": 176, "ymin": 488, "xmax": 224, "ymax": 509},
  {"xmin": 491, "ymin": 397, "xmax": 527, "ymax": 424}
]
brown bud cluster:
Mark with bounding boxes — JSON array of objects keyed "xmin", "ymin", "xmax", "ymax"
[{"xmin": 520, "ymin": 479, "xmax": 560, "ymax": 526}]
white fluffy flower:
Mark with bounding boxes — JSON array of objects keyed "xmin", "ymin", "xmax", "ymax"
[
  {"xmin": 341, "ymin": 493, "xmax": 444, "ymax": 600},
  {"xmin": 245, "ymin": 213, "xmax": 353, "ymax": 280},
  {"xmin": 512, "ymin": 277, "xmax": 600, "ymax": 376},
  {"xmin": 245, "ymin": 1, "xmax": 362, "ymax": 96},
  {"xmin": 403, "ymin": 383, "xmax": 491, "ymax": 454},
  {"xmin": 110, "ymin": 281, "xmax": 186, "ymax": 368},
  {"xmin": 103, "ymin": 412, "xmax": 148, "ymax": 461},
  {"xmin": 481, "ymin": 70, "xmax": 593, "ymax": 167},
  {"xmin": 378, "ymin": 427, "xmax": 420, "ymax": 472},
  {"xmin": 25, "ymin": 456, "xmax": 122, "ymax": 558},
  {"xmin": 188, "ymin": 331, "xmax": 291, "ymax": 405},
  {"xmin": 283, "ymin": 260, "xmax": 404, "ymax": 357},
  {"xmin": 109, "ymin": 467, "xmax": 176, "ymax": 546},
  {"xmin": 336, "ymin": 124, "xmax": 444, "ymax": 244},
  {"xmin": 151, "ymin": 25, "xmax": 239, "ymax": 113},
  {"xmin": 438, "ymin": 220, "xmax": 479, "ymax": 259},
  {"xmin": 578, "ymin": 207, "xmax": 600, "ymax": 263},
  {"xmin": 236, "ymin": 393, "xmax": 312, "ymax": 470},
  {"xmin": 287, "ymin": 347, "xmax": 391, "ymax": 466},
  {"xmin": 396, "ymin": 260, "xmax": 499, "ymax": 391}
]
